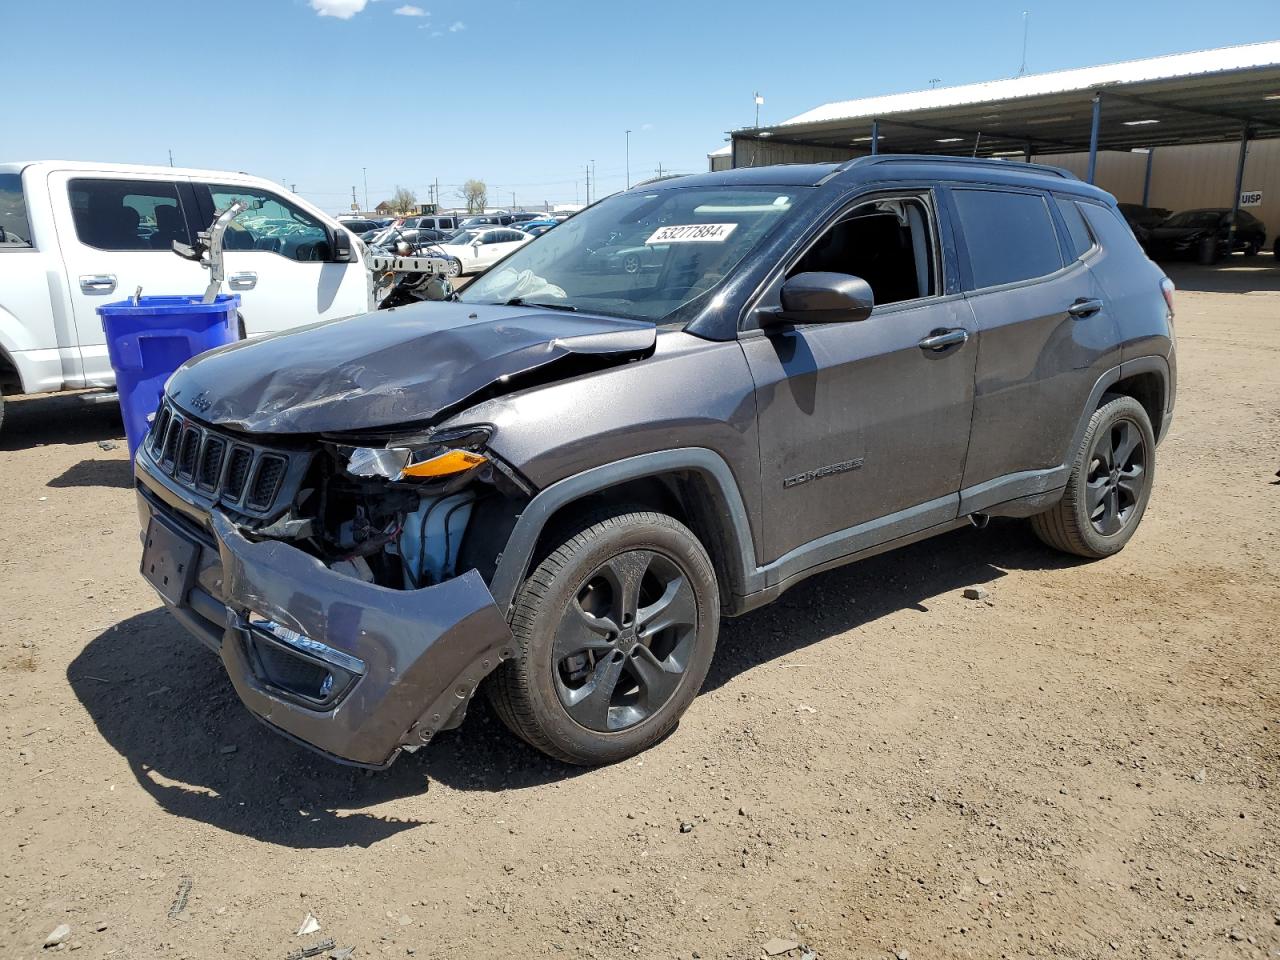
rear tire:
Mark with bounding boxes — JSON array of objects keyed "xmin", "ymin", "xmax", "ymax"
[
  {"xmin": 1031, "ymin": 394, "xmax": 1156, "ymax": 559},
  {"xmin": 488, "ymin": 506, "xmax": 719, "ymax": 765}
]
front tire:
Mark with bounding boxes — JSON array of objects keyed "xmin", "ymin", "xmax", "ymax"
[
  {"xmin": 446, "ymin": 257, "xmax": 463, "ymax": 279},
  {"xmin": 1031, "ymin": 394, "xmax": 1156, "ymax": 559},
  {"xmin": 488, "ymin": 507, "xmax": 719, "ymax": 765}
]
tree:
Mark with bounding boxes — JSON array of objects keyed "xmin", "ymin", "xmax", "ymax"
[
  {"xmin": 460, "ymin": 179, "xmax": 487, "ymax": 214},
  {"xmin": 391, "ymin": 186, "xmax": 417, "ymax": 215}
]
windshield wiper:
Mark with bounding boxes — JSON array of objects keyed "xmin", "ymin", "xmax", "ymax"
[{"xmin": 502, "ymin": 297, "xmax": 579, "ymax": 312}]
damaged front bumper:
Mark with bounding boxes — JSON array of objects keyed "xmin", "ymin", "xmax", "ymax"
[{"xmin": 135, "ymin": 478, "xmax": 514, "ymax": 768}]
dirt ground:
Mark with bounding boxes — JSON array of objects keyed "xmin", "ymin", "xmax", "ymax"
[{"xmin": 2, "ymin": 262, "xmax": 1278, "ymax": 960}]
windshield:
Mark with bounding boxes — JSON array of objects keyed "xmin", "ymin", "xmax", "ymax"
[
  {"xmin": 460, "ymin": 185, "xmax": 806, "ymax": 323},
  {"xmin": 445, "ymin": 229, "xmax": 481, "ymax": 245},
  {"xmin": 1161, "ymin": 210, "xmax": 1222, "ymax": 228}
]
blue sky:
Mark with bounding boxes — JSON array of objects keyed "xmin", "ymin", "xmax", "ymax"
[{"xmin": 4, "ymin": 0, "xmax": 1277, "ymax": 213}]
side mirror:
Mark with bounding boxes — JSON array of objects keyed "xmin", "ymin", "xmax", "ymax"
[
  {"xmin": 761, "ymin": 272, "xmax": 875, "ymax": 326},
  {"xmin": 331, "ymin": 226, "xmax": 353, "ymax": 262},
  {"xmin": 471, "ymin": 239, "xmax": 482, "ymax": 249}
]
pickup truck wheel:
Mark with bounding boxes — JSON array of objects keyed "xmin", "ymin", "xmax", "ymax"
[
  {"xmin": 1031, "ymin": 394, "xmax": 1155, "ymax": 559},
  {"xmin": 488, "ymin": 507, "xmax": 719, "ymax": 765}
]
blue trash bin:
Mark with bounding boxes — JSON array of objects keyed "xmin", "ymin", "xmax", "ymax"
[{"xmin": 96, "ymin": 294, "xmax": 240, "ymax": 460}]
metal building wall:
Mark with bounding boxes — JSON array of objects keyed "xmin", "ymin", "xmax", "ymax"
[
  {"xmin": 729, "ymin": 137, "xmax": 858, "ymax": 167},
  {"xmin": 1034, "ymin": 138, "xmax": 1279, "ymax": 242}
]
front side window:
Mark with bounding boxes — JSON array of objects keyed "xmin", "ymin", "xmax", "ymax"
[
  {"xmin": 461, "ymin": 184, "xmax": 807, "ymax": 324},
  {"xmin": 788, "ymin": 195, "xmax": 937, "ymax": 306},
  {"xmin": 0, "ymin": 173, "xmax": 33, "ymax": 248},
  {"xmin": 69, "ymin": 178, "xmax": 191, "ymax": 252},
  {"xmin": 952, "ymin": 189, "xmax": 1064, "ymax": 289},
  {"xmin": 206, "ymin": 185, "xmax": 332, "ymax": 262}
]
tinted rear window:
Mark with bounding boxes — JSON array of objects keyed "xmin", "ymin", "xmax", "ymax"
[
  {"xmin": 69, "ymin": 178, "xmax": 191, "ymax": 252},
  {"xmin": 0, "ymin": 173, "xmax": 33, "ymax": 248},
  {"xmin": 953, "ymin": 189, "xmax": 1063, "ymax": 288},
  {"xmin": 1078, "ymin": 201, "xmax": 1145, "ymax": 256}
]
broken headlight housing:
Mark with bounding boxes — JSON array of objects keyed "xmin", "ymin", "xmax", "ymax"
[{"xmin": 344, "ymin": 426, "xmax": 492, "ymax": 482}]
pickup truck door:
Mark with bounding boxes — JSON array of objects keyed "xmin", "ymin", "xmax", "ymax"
[
  {"xmin": 192, "ymin": 182, "xmax": 369, "ymax": 336},
  {"xmin": 47, "ymin": 171, "xmax": 208, "ymax": 388},
  {"xmin": 741, "ymin": 191, "xmax": 977, "ymax": 576}
]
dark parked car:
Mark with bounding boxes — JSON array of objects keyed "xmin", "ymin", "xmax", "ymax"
[
  {"xmin": 1144, "ymin": 207, "xmax": 1267, "ymax": 263},
  {"xmin": 135, "ymin": 156, "xmax": 1176, "ymax": 769},
  {"xmin": 337, "ymin": 217, "xmax": 381, "ymax": 234},
  {"xmin": 459, "ymin": 213, "xmax": 515, "ymax": 227}
]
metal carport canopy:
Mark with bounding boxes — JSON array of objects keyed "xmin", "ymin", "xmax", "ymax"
[{"xmin": 735, "ymin": 42, "xmax": 1280, "ymax": 161}]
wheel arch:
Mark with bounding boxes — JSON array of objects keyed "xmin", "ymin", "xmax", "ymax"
[
  {"xmin": 487, "ymin": 449, "xmax": 761, "ymax": 617},
  {"xmin": 1066, "ymin": 356, "xmax": 1170, "ymax": 466}
]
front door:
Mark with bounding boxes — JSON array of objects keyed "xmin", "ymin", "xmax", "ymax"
[
  {"xmin": 192, "ymin": 182, "xmax": 369, "ymax": 336},
  {"xmin": 742, "ymin": 192, "xmax": 977, "ymax": 575},
  {"xmin": 49, "ymin": 172, "xmax": 207, "ymax": 387}
]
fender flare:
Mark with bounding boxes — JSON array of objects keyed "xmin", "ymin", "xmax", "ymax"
[
  {"xmin": 1065, "ymin": 356, "xmax": 1171, "ymax": 466},
  {"xmin": 487, "ymin": 448, "xmax": 762, "ymax": 613}
]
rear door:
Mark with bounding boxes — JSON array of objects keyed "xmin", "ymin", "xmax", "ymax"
[
  {"xmin": 191, "ymin": 182, "xmax": 369, "ymax": 335},
  {"xmin": 947, "ymin": 186, "xmax": 1119, "ymax": 511},
  {"xmin": 48, "ymin": 172, "xmax": 205, "ymax": 387}
]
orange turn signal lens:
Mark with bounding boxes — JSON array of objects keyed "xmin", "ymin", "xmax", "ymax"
[{"xmin": 400, "ymin": 449, "xmax": 487, "ymax": 479}]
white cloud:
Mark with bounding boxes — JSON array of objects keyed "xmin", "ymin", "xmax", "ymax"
[
  {"xmin": 448, "ymin": 20, "xmax": 465, "ymax": 31},
  {"xmin": 394, "ymin": 4, "xmax": 426, "ymax": 15},
  {"xmin": 431, "ymin": 29, "xmax": 442, "ymax": 36},
  {"xmin": 641, "ymin": 123, "xmax": 654, "ymax": 131},
  {"xmin": 309, "ymin": 0, "xmax": 367, "ymax": 18}
]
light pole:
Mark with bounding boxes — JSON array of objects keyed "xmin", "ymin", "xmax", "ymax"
[
  {"xmin": 591, "ymin": 160, "xmax": 596, "ymax": 203},
  {"xmin": 361, "ymin": 167, "xmax": 368, "ymax": 213},
  {"xmin": 625, "ymin": 130, "xmax": 632, "ymax": 189}
]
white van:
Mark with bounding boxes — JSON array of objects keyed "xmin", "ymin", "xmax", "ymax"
[{"xmin": 0, "ymin": 160, "xmax": 370, "ymax": 420}]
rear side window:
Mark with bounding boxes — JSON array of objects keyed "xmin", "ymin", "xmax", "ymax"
[
  {"xmin": 1055, "ymin": 197, "xmax": 1095, "ymax": 260},
  {"xmin": 0, "ymin": 173, "xmax": 33, "ymax": 248},
  {"xmin": 952, "ymin": 189, "xmax": 1064, "ymax": 289},
  {"xmin": 1078, "ymin": 201, "xmax": 1145, "ymax": 256},
  {"xmin": 69, "ymin": 178, "xmax": 192, "ymax": 252}
]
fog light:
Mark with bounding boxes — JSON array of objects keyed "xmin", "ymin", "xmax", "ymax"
[{"xmin": 246, "ymin": 613, "xmax": 366, "ymax": 676}]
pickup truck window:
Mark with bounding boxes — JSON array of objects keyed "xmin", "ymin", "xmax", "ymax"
[
  {"xmin": 204, "ymin": 185, "xmax": 333, "ymax": 263},
  {"xmin": 952, "ymin": 189, "xmax": 1065, "ymax": 289},
  {"xmin": 68, "ymin": 178, "xmax": 192, "ymax": 252},
  {"xmin": 0, "ymin": 173, "xmax": 33, "ymax": 248}
]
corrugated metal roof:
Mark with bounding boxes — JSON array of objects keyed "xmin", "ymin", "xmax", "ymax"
[{"xmin": 777, "ymin": 41, "xmax": 1280, "ymax": 128}]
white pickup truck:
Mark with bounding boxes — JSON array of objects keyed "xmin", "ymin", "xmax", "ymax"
[{"xmin": 0, "ymin": 160, "xmax": 371, "ymax": 428}]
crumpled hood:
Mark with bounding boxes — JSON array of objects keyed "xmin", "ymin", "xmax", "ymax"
[{"xmin": 166, "ymin": 301, "xmax": 656, "ymax": 435}]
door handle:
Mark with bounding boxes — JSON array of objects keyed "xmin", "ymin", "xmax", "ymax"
[
  {"xmin": 918, "ymin": 328, "xmax": 969, "ymax": 351},
  {"xmin": 229, "ymin": 271, "xmax": 258, "ymax": 290},
  {"xmin": 79, "ymin": 274, "xmax": 116, "ymax": 294},
  {"xmin": 1068, "ymin": 297, "xmax": 1104, "ymax": 318}
]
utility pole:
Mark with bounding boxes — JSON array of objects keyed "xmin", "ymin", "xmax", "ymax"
[
  {"xmin": 754, "ymin": 92, "xmax": 764, "ymax": 128},
  {"xmin": 626, "ymin": 129, "xmax": 632, "ymax": 189},
  {"xmin": 591, "ymin": 160, "xmax": 596, "ymax": 201},
  {"xmin": 1017, "ymin": 11, "xmax": 1030, "ymax": 76},
  {"xmin": 168, "ymin": 149, "xmax": 174, "ymax": 167},
  {"xmin": 290, "ymin": 183, "xmax": 297, "ymax": 193},
  {"xmin": 351, "ymin": 186, "xmax": 358, "ymax": 213},
  {"xmin": 434, "ymin": 177, "xmax": 440, "ymax": 213},
  {"xmin": 585, "ymin": 163, "xmax": 591, "ymax": 204},
  {"xmin": 511, "ymin": 190, "xmax": 517, "ymax": 210},
  {"xmin": 655, "ymin": 161, "xmax": 664, "ymax": 178},
  {"xmin": 362, "ymin": 167, "xmax": 369, "ymax": 212}
]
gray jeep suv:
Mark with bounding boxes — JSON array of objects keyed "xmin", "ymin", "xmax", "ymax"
[{"xmin": 134, "ymin": 156, "xmax": 1176, "ymax": 768}]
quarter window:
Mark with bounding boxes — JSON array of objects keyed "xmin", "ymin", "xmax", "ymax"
[
  {"xmin": 204, "ymin": 185, "xmax": 333, "ymax": 262},
  {"xmin": 0, "ymin": 173, "xmax": 33, "ymax": 248},
  {"xmin": 69, "ymin": 178, "xmax": 192, "ymax": 252},
  {"xmin": 1055, "ymin": 197, "xmax": 1095, "ymax": 261},
  {"xmin": 953, "ymin": 189, "xmax": 1064, "ymax": 289}
]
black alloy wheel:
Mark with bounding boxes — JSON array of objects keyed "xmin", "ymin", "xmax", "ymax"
[
  {"xmin": 1084, "ymin": 417, "xmax": 1147, "ymax": 536},
  {"xmin": 553, "ymin": 549, "xmax": 698, "ymax": 732}
]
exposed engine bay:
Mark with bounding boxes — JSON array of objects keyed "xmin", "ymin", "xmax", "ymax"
[{"xmin": 257, "ymin": 432, "xmax": 530, "ymax": 594}]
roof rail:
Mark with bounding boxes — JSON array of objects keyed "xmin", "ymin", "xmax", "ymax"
[{"xmin": 821, "ymin": 153, "xmax": 1078, "ymax": 182}]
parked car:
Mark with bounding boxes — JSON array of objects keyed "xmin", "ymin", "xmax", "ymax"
[
  {"xmin": 401, "ymin": 215, "xmax": 460, "ymax": 232},
  {"xmin": 338, "ymin": 217, "xmax": 382, "ymax": 234},
  {"xmin": 434, "ymin": 226, "xmax": 531, "ymax": 274},
  {"xmin": 459, "ymin": 213, "xmax": 515, "ymax": 228},
  {"xmin": 135, "ymin": 155, "xmax": 1175, "ymax": 769},
  {"xmin": 1116, "ymin": 202, "xmax": 1170, "ymax": 234},
  {"xmin": 0, "ymin": 160, "xmax": 368, "ymax": 428},
  {"xmin": 508, "ymin": 213, "xmax": 541, "ymax": 224},
  {"xmin": 1144, "ymin": 207, "xmax": 1267, "ymax": 263},
  {"xmin": 518, "ymin": 218, "xmax": 559, "ymax": 237}
]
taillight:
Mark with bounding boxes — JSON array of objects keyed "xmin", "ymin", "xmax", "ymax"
[{"xmin": 1160, "ymin": 277, "xmax": 1175, "ymax": 317}]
